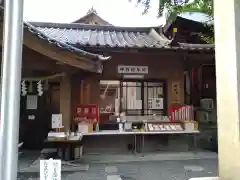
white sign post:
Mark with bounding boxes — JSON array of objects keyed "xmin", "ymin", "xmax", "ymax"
[
  {"xmin": 51, "ymin": 114, "xmax": 63, "ymax": 129},
  {"xmin": 40, "ymin": 158, "xmax": 61, "ymax": 180}
]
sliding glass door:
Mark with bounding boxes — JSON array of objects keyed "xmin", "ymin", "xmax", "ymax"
[
  {"xmin": 121, "ymin": 81, "xmax": 166, "ymax": 116},
  {"xmin": 99, "ymin": 80, "xmax": 166, "ymax": 116},
  {"xmin": 144, "ymin": 82, "xmax": 165, "ymax": 116}
]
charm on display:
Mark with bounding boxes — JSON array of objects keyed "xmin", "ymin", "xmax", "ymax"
[
  {"xmin": 37, "ymin": 80, "xmax": 43, "ymax": 96},
  {"xmin": 21, "ymin": 80, "xmax": 27, "ymax": 96}
]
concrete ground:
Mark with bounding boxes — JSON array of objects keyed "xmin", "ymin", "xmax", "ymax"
[{"xmin": 18, "ymin": 151, "xmax": 218, "ymax": 180}]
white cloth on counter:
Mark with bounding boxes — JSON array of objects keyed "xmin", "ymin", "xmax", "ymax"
[{"xmin": 47, "ymin": 132, "xmax": 83, "ymax": 140}]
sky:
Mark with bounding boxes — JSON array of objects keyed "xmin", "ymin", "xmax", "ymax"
[{"xmin": 23, "ymin": 0, "xmax": 207, "ymax": 27}]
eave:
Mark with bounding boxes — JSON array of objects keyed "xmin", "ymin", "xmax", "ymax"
[{"xmin": 0, "ymin": 6, "xmax": 111, "ymax": 73}]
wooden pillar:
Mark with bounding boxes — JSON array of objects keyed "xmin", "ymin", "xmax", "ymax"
[
  {"xmin": 80, "ymin": 79, "xmax": 90, "ymax": 104},
  {"xmin": 60, "ymin": 74, "xmax": 71, "ymax": 131},
  {"xmin": 215, "ymin": 0, "xmax": 240, "ymax": 179},
  {"xmin": 80, "ymin": 75, "xmax": 100, "ymax": 105},
  {"xmin": 88, "ymin": 75, "xmax": 100, "ymax": 104},
  {"xmin": 80, "ymin": 80, "xmax": 84, "ymax": 104},
  {"xmin": 85, "ymin": 83, "xmax": 90, "ymax": 104}
]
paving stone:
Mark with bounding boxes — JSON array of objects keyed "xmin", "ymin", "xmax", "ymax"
[
  {"xmin": 105, "ymin": 166, "xmax": 118, "ymax": 173},
  {"xmin": 18, "ymin": 152, "xmax": 218, "ymax": 180},
  {"xmin": 107, "ymin": 175, "xmax": 122, "ymax": 180},
  {"xmin": 184, "ymin": 165, "xmax": 205, "ymax": 172}
]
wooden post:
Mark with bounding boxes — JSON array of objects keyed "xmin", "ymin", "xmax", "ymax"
[
  {"xmin": 87, "ymin": 75, "xmax": 100, "ymax": 104},
  {"xmin": 60, "ymin": 74, "xmax": 71, "ymax": 132},
  {"xmin": 80, "ymin": 80, "xmax": 84, "ymax": 104},
  {"xmin": 86, "ymin": 83, "xmax": 90, "ymax": 104}
]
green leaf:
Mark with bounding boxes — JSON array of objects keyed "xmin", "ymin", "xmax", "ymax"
[{"xmin": 130, "ymin": 0, "xmax": 214, "ymax": 43}]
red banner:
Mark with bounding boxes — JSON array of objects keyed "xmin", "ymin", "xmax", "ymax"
[{"xmin": 74, "ymin": 104, "xmax": 99, "ymax": 123}]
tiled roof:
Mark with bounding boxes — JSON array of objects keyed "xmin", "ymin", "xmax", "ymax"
[
  {"xmin": 29, "ymin": 22, "xmax": 172, "ymax": 48},
  {"xmin": 25, "ymin": 23, "xmax": 110, "ymax": 60},
  {"xmin": 0, "ymin": 6, "xmax": 109, "ymax": 61}
]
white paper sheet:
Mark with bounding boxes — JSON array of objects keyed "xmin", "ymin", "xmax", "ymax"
[
  {"xmin": 40, "ymin": 159, "xmax": 61, "ymax": 180},
  {"xmin": 26, "ymin": 95, "xmax": 38, "ymax": 110},
  {"xmin": 51, "ymin": 114, "xmax": 63, "ymax": 129}
]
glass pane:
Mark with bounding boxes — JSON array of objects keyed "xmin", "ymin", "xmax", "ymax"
[
  {"xmin": 136, "ymin": 86, "xmax": 141, "ymax": 100},
  {"xmin": 123, "ymin": 82, "xmax": 141, "ymax": 86},
  {"xmin": 143, "ymin": 81, "xmax": 165, "ymax": 115},
  {"xmin": 121, "ymin": 81, "xmax": 142, "ymax": 115},
  {"xmin": 145, "ymin": 82, "xmax": 163, "ymax": 87},
  {"xmin": 100, "ymin": 80, "xmax": 120, "ymax": 85},
  {"xmin": 99, "ymin": 80, "xmax": 120, "ymax": 113},
  {"xmin": 156, "ymin": 87, "xmax": 163, "ymax": 97}
]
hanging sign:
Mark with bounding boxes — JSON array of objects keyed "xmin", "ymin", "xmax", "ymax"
[
  {"xmin": 171, "ymin": 82, "xmax": 181, "ymax": 104},
  {"xmin": 26, "ymin": 95, "xmax": 38, "ymax": 110},
  {"xmin": 74, "ymin": 104, "xmax": 99, "ymax": 123},
  {"xmin": 118, "ymin": 65, "xmax": 148, "ymax": 74}
]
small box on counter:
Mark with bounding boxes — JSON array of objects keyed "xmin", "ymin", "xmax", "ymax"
[
  {"xmin": 182, "ymin": 121, "xmax": 198, "ymax": 131},
  {"xmin": 78, "ymin": 122, "xmax": 93, "ymax": 133}
]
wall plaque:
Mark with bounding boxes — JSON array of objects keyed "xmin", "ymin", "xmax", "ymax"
[
  {"xmin": 171, "ymin": 82, "xmax": 181, "ymax": 104},
  {"xmin": 118, "ymin": 65, "xmax": 148, "ymax": 74}
]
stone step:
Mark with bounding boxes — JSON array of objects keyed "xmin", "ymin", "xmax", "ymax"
[{"xmin": 189, "ymin": 177, "xmax": 219, "ymax": 180}]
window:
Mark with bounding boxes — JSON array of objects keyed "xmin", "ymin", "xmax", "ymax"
[
  {"xmin": 143, "ymin": 82, "xmax": 165, "ymax": 116},
  {"xmin": 99, "ymin": 81, "xmax": 119, "ymax": 113},
  {"xmin": 99, "ymin": 80, "xmax": 166, "ymax": 116},
  {"xmin": 122, "ymin": 82, "xmax": 142, "ymax": 115}
]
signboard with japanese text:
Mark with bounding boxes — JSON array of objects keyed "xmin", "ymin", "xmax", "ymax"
[
  {"xmin": 74, "ymin": 104, "xmax": 99, "ymax": 123},
  {"xmin": 171, "ymin": 81, "xmax": 181, "ymax": 104},
  {"xmin": 40, "ymin": 158, "xmax": 61, "ymax": 180},
  {"xmin": 117, "ymin": 65, "xmax": 148, "ymax": 74}
]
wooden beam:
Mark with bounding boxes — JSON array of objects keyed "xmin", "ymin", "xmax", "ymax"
[
  {"xmin": 22, "ymin": 73, "xmax": 65, "ymax": 81},
  {"xmin": 23, "ymin": 31, "xmax": 99, "ymax": 72},
  {"xmin": 22, "ymin": 58, "xmax": 58, "ymax": 71},
  {"xmin": 83, "ymin": 46, "xmax": 214, "ymax": 56}
]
